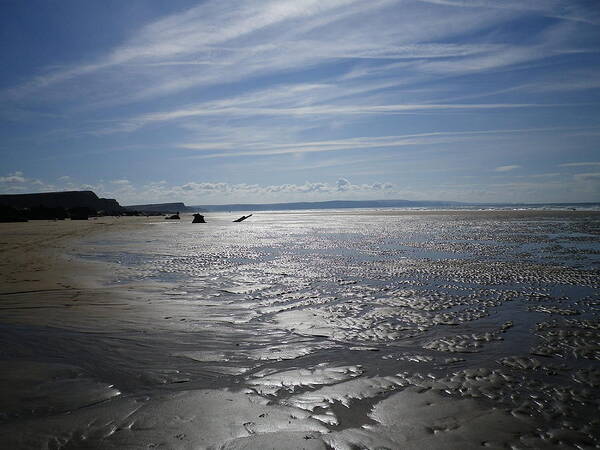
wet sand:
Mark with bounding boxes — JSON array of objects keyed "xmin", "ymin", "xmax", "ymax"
[{"xmin": 0, "ymin": 211, "xmax": 599, "ymax": 449}]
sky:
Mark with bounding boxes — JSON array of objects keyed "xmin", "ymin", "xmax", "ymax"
[{"xmin": 1, "ymin": 0, "xmax": 599, "ymax": 205}]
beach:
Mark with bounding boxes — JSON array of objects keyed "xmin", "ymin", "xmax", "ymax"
[{"xmin": 0, "ymin": 210, "xmax": 599, "ymax": 449}]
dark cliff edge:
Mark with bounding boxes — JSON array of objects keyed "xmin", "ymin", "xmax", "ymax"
[{"xmin": 0, "ymin": 191, "xmax": 124, "ymax": 221}]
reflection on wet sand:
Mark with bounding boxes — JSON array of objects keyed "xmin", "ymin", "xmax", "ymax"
[{"xmin": 0, "ymin": 210, "xmax": 599, "ymax": 448}]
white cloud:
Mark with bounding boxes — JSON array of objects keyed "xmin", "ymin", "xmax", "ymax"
[
  {"xmin": 559, "ymin": 162, "xmax": 600, "ymax": 168},
  {"xmin": 88, "ymin": 178, "xmax": 399, "ymax": 205},
  {"xmin": 414, "ymin": 0, "xmax": 600, "ymax": 25},
  {"xmin": 494, "ymin": 165, "xmax": 521, "ymax": 172},
  {"xmin": 0, "ymin": 171, "xmax": 26, "ymax": 183},
  {"xmin": 0, "ymin": 172, "xmax": 63, "ymax": 195},
  {"xmin": 573, "ymin": 172, "xmax": 600, "ymax": 181},
  {"xmin": 336, "ymin": 178, "xmax": 352, "ymax": 191},
  {"xmin": 178, "ymin": 127, "xmax": 570, "ymax": 160},
  {"xmin": 4, "ymin": 0, "xmax": 379, "ymax": 99},
  {"xmin": 1, "ymin": 0, "xmax": 541, "ymax": 108}
]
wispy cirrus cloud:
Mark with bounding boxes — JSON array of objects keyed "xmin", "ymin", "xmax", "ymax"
[
  {"xmin": 4, "ymin": 0, "xmax": 573, "ymax": 107},
  {"xmin": 5, "ymin": 0, "xmax": 394, "ymax": 100},
  {"xmin": 178, "ymin": 127, "xmax": 590, "ymax": 159},
  {"xmin": 414, "ymin": 0, "xmax": 600, "ymax": 25},
  {"xmin": 559, "ymin": 161, "xmax": 600, "ymax": 168},
  {"xmin": 99, "ymin": 95, "xmax": 564, "ymax": 135},
  {"xmin": 494, "ymin": 165, "xmax": 521, "ymax": 172},
  {"xmin": 573, "ymin": 172, "xmax": 600, "ymax": 181}
]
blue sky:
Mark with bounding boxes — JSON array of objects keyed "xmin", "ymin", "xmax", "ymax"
[{"xmin": 1, "ymin": 0, "xmax": 599, "ymax": 205}]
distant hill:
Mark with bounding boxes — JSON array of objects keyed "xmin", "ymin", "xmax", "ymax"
[
  {"xmin": 0, "ymin": 190, "xmax": 123, "ymax": 213},
  {"xmin": 193, "ymin": 199, "xmax": 464, "ymax": 212},
  {"xmin": 124, "ymin": 202, "xmax": 203, "ymax": 213}
]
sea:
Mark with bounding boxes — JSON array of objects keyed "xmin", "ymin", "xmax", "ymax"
[{"xmin": 1, "ymin": 207, "xmax": 599, "ymax": 448}]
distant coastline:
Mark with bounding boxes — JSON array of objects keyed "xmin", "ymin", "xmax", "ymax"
[{"xmin": 191, "ymin": 200, "xmax": 600, "ymax": 213}]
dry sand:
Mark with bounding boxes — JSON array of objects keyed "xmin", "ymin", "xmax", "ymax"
[
  {"xmin": 0, "ymin": 216, "xmax": 150, "ymax": 294},
  {"xmin": 0, "ymin": 217, "xmax": 169, "ymax": 332}
]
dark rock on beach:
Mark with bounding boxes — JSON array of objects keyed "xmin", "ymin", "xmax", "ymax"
[{"xmin": 192, "ymin": 214, "xmax": 206, "ymax": 223}]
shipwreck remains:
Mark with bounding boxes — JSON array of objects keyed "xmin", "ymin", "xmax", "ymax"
[{"xmin": 233, "ymin": 214, "xmax": 252, "ymax": 223}]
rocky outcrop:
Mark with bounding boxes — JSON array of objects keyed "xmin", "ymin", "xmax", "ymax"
[
  {"xmin": 192, "ymin": 214, "xmax": 206, "ymax": 223},
  {"xmin": 0, "ymin": 191, "xmax": 123, "ymax": 214}
]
